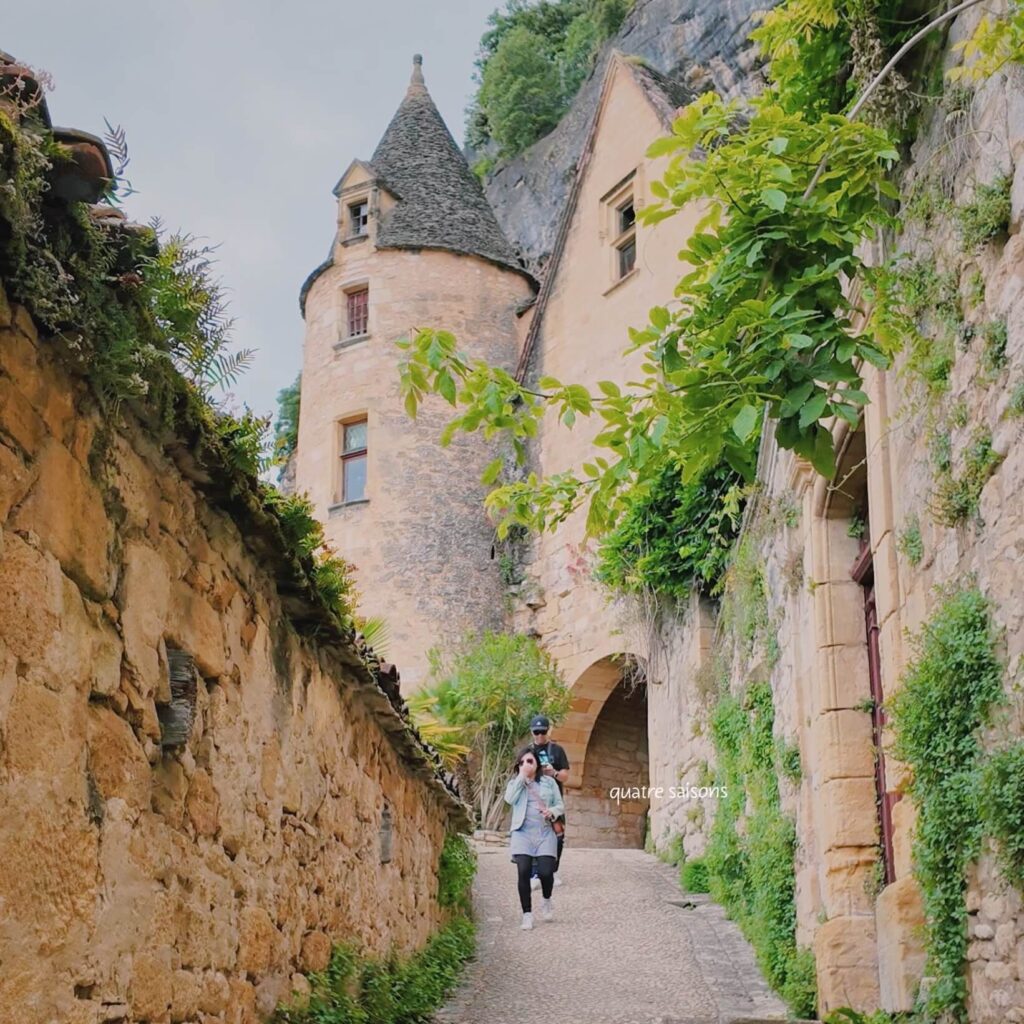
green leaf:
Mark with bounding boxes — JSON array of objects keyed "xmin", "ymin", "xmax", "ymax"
[
  {"xmin": 780, "ymin": 381, "xmax": 814, "ymax": 418},
  {"xmin": 768, "ymin": 136, "xmax": 789, "ymax": 154},
  {"xmin": 798, "ymin": 391, "xmax": 828, "ymax": 429},
  {"xmin": 811, "ymin": 425, "xmax": 836, "ymax": 478},
  {"xmin": 662, "ymin": 344, "xmax": 684, "ymax": 374},
  {"xmin": 437, "ymin": 371, "xmax": 457, "ymax": 405},
  {"xmin": 598, "ymin": 380, "xmax": 621, "ymax": 398},
  {"xmin": 732, "ymin": 404, "xmax": 759, "ymax": 441},
  {"xmin": 650, "ymin": 306, "xmax": 671, "ymax": 330},
  {"xmin": 786, "ymin": 333, "xmax": 814, "ymax": 350},
  {"xmin": 647, "ymin": 135, "xmax": 683, "ymax": 157},
  {"xmin": 481, "ymin": 458, "xmax": 503, "ymax": 485},
  {"xmin": 761, "ymin": 188, "xmax": 787, "ymax": 212}
]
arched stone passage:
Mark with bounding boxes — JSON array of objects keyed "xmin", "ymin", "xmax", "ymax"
[{"xmin": 557, "ymin": 656, "xmax": 649, "ymax": 848}]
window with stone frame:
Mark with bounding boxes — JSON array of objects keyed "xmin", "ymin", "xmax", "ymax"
[
  {"xmin": 346, "ymin": 287, "xmax": 369, "ymax": 338},
  {"xmin": 602, "ymin": 172, "xmax": 638, "ymax": 286},
  {"xmin": 338, "ymin": 418, "xmax": 368, "ymax": 503},
  {"xmin": 349, "ymin": 200, "xmax": 369, "ymax": 237}
]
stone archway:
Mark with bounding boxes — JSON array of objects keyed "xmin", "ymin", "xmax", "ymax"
[{"xmin": 557, "ymin": 655, "xmax": 649, "ymax": 848}]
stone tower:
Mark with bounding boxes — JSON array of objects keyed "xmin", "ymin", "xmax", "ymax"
[{"xmin": 295, "ymin": 56, "xmax": 535, "ymax": 689}]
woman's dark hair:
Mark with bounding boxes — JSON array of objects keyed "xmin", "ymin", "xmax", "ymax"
[{"xmin": 514, "ymin": 746, "xmax": 541, "ymax": 776}]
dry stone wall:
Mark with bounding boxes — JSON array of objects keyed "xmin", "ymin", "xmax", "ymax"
[{"xmin": 0, "ymin": 284, "xmax": 466, "ymax": 1024}]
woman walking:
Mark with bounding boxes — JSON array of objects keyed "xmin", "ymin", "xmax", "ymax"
[{"xmin": 504, "ymin": 747, "xmax": 564, "ymax": 929}]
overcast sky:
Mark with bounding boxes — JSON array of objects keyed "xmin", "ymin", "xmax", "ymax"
[{"xmin": 6, "ymin": 0, "xmax": 500, "ymax": 422}]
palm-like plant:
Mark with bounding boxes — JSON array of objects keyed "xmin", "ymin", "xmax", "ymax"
[{"xmin": 412, "ymin": 632, "xmax": 570, "ymax": 829}]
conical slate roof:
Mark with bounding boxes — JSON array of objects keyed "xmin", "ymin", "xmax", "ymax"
[{"xmin": 370, "ymin": 56, "xmax": 524, "ymax": 274}]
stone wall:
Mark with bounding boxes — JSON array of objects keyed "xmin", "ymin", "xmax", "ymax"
[
  {"xmin": 643, "ymin": 8, "xmax": 1024, "ymax": 1017},
  {"xmin": 0, "ymin": 285, "xmax": 466, "ymax": 1024}
]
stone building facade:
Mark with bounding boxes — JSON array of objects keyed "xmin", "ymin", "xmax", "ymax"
[
  {"xmin": 0, "ymin": 282, "xmax": 467, "ymax": 1023},
  {"xmin": 293, "ymin": 3, "xmax": 1024, "ymax": 1020}
]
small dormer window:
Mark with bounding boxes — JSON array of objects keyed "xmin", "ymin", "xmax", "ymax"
[{"xmin": 349, "ymin": 200, "xmax": 369, "ymax": 237}]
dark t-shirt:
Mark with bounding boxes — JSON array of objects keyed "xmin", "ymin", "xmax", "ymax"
[{"xmin": 530, "ymin": 740, "xmax": 570, "ymax": 796}]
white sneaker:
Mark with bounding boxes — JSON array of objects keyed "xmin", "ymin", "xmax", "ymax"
[
  {"xmin": 521, "ymin": 912, "xmax": 534, "ymax": 930},
  {"xmin": 530, "ymin": 876, "xmax": 541, "ymax": 890},
  {"xmin": 553, "ymin": 874, "xmax": 563, "ymax": 887},
  {"xmin": 540, "ymin": 898, "xmax": 554, "ymax": 922}
]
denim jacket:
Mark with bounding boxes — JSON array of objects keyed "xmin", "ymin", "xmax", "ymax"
[{"xmin": 504, "ymin": 773, "xmax": 565, "ymax": 833}]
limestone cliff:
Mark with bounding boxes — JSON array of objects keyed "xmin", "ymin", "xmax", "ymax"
[{"xmin": 482, "ymin": 0, "xmax": 772, "ymax": 272}]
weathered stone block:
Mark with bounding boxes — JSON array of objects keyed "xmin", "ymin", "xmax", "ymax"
[
  {"xmin": 817, "ymin": 778, "xmax": 879, "ymax": 851},
  {"xmin": 810, "ymin": 709, "xmax": 875, "ymax": 783},
  {"xmin": 130, "ymin": 951, "xmax": 173, "ymax": 1021},
  {"xmin": 152, "ymin": 758, "xmax": 189, "ymax": 827},
  {"xmin": 0, "ymin": 442, "xmax": 32, "ymax": 525},
  {"xmin": 11, "ymin": 440, "xmax": 113, "ymax": 598},
  {"xmin": 168, "ymin": 579, "xmax": 226, "ymax": 679},
  {"xmin": 815, "ymin": 914, "xmax": 881, "ymax": 1014},
  {"xmin": 186, "ymin": 768, "xmax": 220, "ymax": 838},
  {"xmin": 0, "ymin": 374, "xmax": 48, "ymax": 457},
  {"xmin": 237, "ymin": 906, "xmax": 278, "ymax": 975},
  {"xmin": 199, "ymin": 972, "xmax": 231, "ymax": 1015},
  {"xmin": 120, "ymin": 541, "xmax": 171, "ymax": 696},
  {"xmin": 876, "ymin": 876, "xmax": 926, "ymax": 1011},
  {"xmin": 0, "ymin": 800, "xmax": 98, "ymax": 953},
  {"xmin": 171, "ymin": 968, "xmax": 202, "ymax": 1022},
  {"xmin": 0, "ymin": 531, "xmax": 61, "ymax": 666},
  {"xmin": 820, "ymin": 846, "xmax": 879, "ymax": 917},
  {"xmin": 87, "ymin": 705, "xmax": 150, "ymax": 810}
]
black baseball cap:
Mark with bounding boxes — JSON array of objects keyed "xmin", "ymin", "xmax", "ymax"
[{"xmin": 530, "ymin": 715, "xmax": 550, "ymax": 732}]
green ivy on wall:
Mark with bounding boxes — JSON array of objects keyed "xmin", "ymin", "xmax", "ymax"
[
  {"xmin": 888, "ymin": 587, "xmax": 1005, "ymax": 1022},
  {"xmin": 979, "ymin": 742, "xmax": 1024, "ymax": 890},
  {"xmin": 594, "ymin": 455, "xmax": 751, "ymax": 598},
  {"xmin": 705, "ymin": 682, "xmax": 817, "ymax": 1018}
]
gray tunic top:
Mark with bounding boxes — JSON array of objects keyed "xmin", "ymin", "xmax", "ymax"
[{"xmin": 509, "ymin": 781, "xmax": 558, "ymax": 860}]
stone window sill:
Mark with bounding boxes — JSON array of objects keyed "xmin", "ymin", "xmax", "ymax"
[
  {"xmin": 341, "ymin": 234, "xmax": 369, "ymax": 247},
  {"xmin": 334, "ymin": 334, "xmax": 370, "ymax": 352},
  {"xmin": 328, "ymin": 499, "xmax": 369, "ymax": 516},
  {"xmin": 603, "ymin": 268, "xmax": 638, "ymax": 297}
]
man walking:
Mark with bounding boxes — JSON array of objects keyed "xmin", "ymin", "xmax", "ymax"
[{"xmin": 528, "ymin": 714, "xmax": 570, "ymax": 886}]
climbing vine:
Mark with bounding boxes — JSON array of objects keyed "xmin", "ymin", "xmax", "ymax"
[
  {"xmin": 401, "ymin": 1, "xmax": 915, "ymax": 541},
  {"xmin": 594, "ymin": 455, "xmax": 751, "ymax": 598},
  {"xmin": 705, "ymin": 682, "xmax": 817, "ymax": 1017},
  {"xmin": 888, "ymin": 587, "xmax": 1005, "ymax": 1022},
  {"xmin": 437, "ymin": 833, "xmax": 478, "ymax": 912},
  {"xmin": 979, "ymin": 742, "xmax": 1024, "ymax": 890}
]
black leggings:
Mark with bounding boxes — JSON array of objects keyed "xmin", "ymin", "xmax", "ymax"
[{"xmin": 514, "ymin": 854, "xmax": 555, "ymax": 911}]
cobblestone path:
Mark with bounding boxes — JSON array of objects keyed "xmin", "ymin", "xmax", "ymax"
[{"xmin": 436, "ymin": 845, "xmax": 789, "ymax": 1024}]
